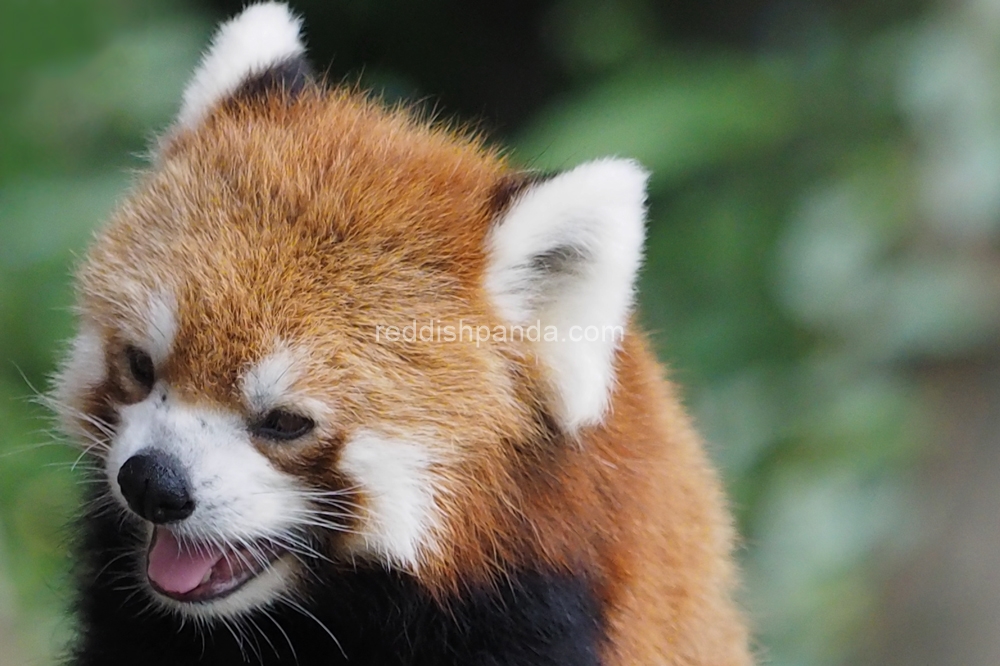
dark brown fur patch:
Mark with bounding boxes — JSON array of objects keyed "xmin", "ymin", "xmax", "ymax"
[
  {"xmin": 229, "ymin": 56, "xmax": 314, "ymax": 109},
  {"xmin": 486, "ymin": 170, "xmax": 553, "ymax": 218}
]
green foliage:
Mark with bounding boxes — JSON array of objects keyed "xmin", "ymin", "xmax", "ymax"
[
  {"xmin": 0, "ymin": 0, "xmax": 983, "ymax": 664},
  {"xmin": 518, "ymin": 54, "xmax": 800, "ymax": 179}
]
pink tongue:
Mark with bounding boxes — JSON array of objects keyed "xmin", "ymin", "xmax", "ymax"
[{"xmin": 147, "ymin": 528, "xmax": 224, "ymax": 595}]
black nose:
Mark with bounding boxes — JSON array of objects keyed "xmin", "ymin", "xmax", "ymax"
[{"xmin": 117, "ymin": 450, "xmax": 195, "ymax": 524}]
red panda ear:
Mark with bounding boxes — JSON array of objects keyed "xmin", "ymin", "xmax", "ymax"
[
  {"xmin": 172, "ymin": 2, "xmax": 309, "ymax": 133},
  {"xmin": 485, "ymin": 159, "xmax": 649, "ymax": 433}
]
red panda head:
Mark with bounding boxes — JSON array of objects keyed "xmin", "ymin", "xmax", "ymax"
[{"xmin": 52, "ymin": 2, "xmax": 647, "ymax": 621}]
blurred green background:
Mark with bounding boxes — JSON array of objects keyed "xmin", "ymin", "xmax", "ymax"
[{"xmin": 3, "ymin": 0, "xmax": 1000, "ymax": 663}]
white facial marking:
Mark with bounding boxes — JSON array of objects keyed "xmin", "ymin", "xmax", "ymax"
[
  {"xmin": 339, "ymin": 432, "xmax": 443, "ymax": 570},
  {"xmin": 242, "ymin": 344, "xmax": 299, "ymax": 414},
  {"xmin": 241, "ymin": 343, "xmax": 331, "ymax": 420},
  {"xmin": 56, "ymin": 324, "xmax": 106, "ymax": 393},
  {"xmin": 485, "ymin": 158, "xmax": 648, "ymax": 432},
  {"xmin": 177, "ymin": 2, "xmax": 305, "ymax": 130},
  {"xmin": 52, "ymin": 325, "xmax": 106, "ymax": 435},
  {"xmin": 107, "ymin": 390, "xmax": 307, "ymax": 617},
  {"xmin": 144, "ymin": 291, "xmax": 178, "ymax": 365}
]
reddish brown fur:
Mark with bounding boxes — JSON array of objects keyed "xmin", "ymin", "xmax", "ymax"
[{"xmin": 68, "ymin": 85, "xmax": 752, "ymax": 664}]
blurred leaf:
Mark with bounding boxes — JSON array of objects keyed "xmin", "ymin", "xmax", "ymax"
[
  {"xmin": 778, "ymin": 163, "xmax": 1000, "ymax": 358},
  {"xmin": 640, "ymin": 180, "xmax": 799, "ymax": 382},
  {"xmin": 0, "ymin": 378, "xmax": 77, "ymax": 664},
  {"xmin": 791, "ymin": 365, "xmax": 919, "ymax": 469},
  {"xmin": 876, "ymin": 257, "xmax": 1000, "ymax": 356},
  {"xmin": 0, "ymin": 174, "xmax": 130, "ymax": 383},
  {"xmin": 17, "ymin": 21, "xmax": 207, "ymax": 165},
  {"xmin": 516, "ymin": 54, "xmax": 800, "ymax": 180},
  {"xmin": 747, "ymin": 468, "xmax": 907, "ymax": 666},
  {"xmin": 545, "ymin": 0, "xmax": 660, "ymax": 73},
  {"xmin": 0, "ymin": 174, "xmax": 127, "ymax": 269},
  {"xmin": 694, "ymin": 365, "xmax": 789, "ymax": 477}
]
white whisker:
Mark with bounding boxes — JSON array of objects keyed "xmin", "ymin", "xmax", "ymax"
[
  {"xmin": 260, "ymin": 607, "xmax": 298, "ymax": 665},
  {"xmin": 281, "ymin": 595, "xmax": 346, "ymax": 659}
]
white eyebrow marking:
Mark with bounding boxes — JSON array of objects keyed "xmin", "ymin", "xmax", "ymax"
[
  {"xmin": 241, "ymin": 344, "xmax": 301, "ymax": 414},
  {"xmin": 241, "ymin": 342, "xmax": 333, "ymax": 422},
  {"xmin": 144, "ymin": 291, "xmax": 178, "ymax": 365}
]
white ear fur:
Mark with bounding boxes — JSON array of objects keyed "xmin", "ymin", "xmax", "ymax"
[
  {"xmin": 176, "ymin": 2, "xmax": 305, "ymax": 130},
  {"xmin": 484, "ymin": 158, "xmax": 648, "ymax": 432}
]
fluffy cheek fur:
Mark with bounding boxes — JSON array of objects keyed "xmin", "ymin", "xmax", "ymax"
[
  {"xmin": 51, "ymin": 325, "xmax": 108, "ymax": 442},
  {"xmin": 336, "ymin": 432, "xmax": 447, "ymax": 571}
]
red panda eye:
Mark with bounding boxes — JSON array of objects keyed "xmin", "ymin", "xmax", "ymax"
[
  {"xmin": 124, "ymin": 346, "xmax": 155, "ymax": 391},
  {"xmin": 254, "ymin": 410, "xmax": 315, "ymax": 441}
]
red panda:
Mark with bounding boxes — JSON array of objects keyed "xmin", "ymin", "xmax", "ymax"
[{"xmin": 52, "ymin": 3, "xmax": 752, "ymax": 665}]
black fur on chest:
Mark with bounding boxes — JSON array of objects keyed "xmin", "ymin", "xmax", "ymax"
[{"xmin": 67, "ymin": 502, "xmax": 606, "ymax": 666}]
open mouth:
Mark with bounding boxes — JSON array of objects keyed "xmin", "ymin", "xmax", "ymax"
[{"xmin": 146, "ymin": 527, "xmax": 287, "ymax": 603}]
